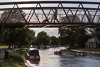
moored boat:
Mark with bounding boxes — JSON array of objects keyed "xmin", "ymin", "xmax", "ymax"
[{"xmin": 25, "ymin": 47, "xmax": 40, "ymax": 61}]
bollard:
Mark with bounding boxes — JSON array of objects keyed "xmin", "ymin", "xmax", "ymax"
[
  {"xmin": 7, "ymin": 51, "xmax": 9, "ymax": 61},
  {"xmin": 5, "ymin": 50, "xmax": 6, "ymax": 62},
  {"xmin": 5, "ymin": 50, "xmax": 9, "ymax": 62}
]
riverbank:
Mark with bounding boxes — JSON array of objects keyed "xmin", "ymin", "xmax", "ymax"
[
  {"xmin": 0, "ymin": 49, "xmax": 15, "ymax": 65},
  {"xmin": 70, "ymin": 48, "xmax": 100, "ymax": 55},
  {"xmin": 0, "ymin": 49, "xmax": 27, "ymax": 67}
]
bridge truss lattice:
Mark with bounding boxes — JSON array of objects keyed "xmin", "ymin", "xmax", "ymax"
[{"xmin": 0, "ymin": 1, "xmax": 100, "ymax": 28}]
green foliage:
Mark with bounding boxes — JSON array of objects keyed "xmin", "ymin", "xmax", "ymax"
[
  {"xmin": 58, "ymin": 28, "xmax": 75, "ymax": 46},
  {"xmin": 30, "ymin": 30, "xmax": 35, "ymax": 37},
  {"xmin": 59, "ymin": 36, "xmax": 70, "ymax": 46},
  {"xmin": 58, "ymin": 28, "xmax": 68, "ymax": 37},
  {"xmin": 1, "ymin": 50, "xmax": 27, "ymax": 67},
  {"xmin": 37, "ymin": 31, "xmax": 50, "ymax": 46},
  {"xmin": 3, "ymin": 28, "xmax": 34, "ymax": 48},
  {"xmin": 3, "ymin": 28, "xmax": 16, "ymax": 48},
  {"xmin": 16, "ymin": 28, "xmax": 34, "ymax": 45},
  {"xmin": 76, "ymin": 34, "xmax": 89, "ymax": 48},
  {"xmin": 58, "ymin": 28, "xmax": 90, "ymax": 48},
  {"xmin": 0, "ymin": 46, "xmax": 9, "ymax": 50},
  {"xmin": 0, "ymin": 9, "xmax": 34, "ymax": 47},
  {"xmin": 0, "ymin": 28, "xmax": 5, "ymax": 44},
  {"xmin": 50, "ymin": 36, "xmax": 59, "ymax": 46}
]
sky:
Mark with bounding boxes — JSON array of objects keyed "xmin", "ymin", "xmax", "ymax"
[
  {"xmin": 0, "ymin": 0, "xmax": 100, "ymax": 37},
  {"xmin": 0, "ymin": 0, "xmax": 100, "ymax": 2},
  {"xmin": 30, "ymin": 28, "xmax": 59, "ymax": 37}
]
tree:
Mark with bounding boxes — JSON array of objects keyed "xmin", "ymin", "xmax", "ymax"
[
  {"xmin": 37, "ymin": 31, "xmax": 50, "ymax": 47},
  {"xmin": 58, "ymin": 28, "xmax": 75, "ymax": 47},
  {"xmin": 1, "ymin": 9, "xmax": 31, "ymax": 48},
  {"xmin": 30, "ymin": 30, "xmax": 35, "ymax": 37},
  {"xmin": 71, "ymin": 28, "xmax": 89, "ymax": 48},
  {"xmin": 16, "ymin": 28, "xmax": 34, "ymax": 47},
  {"xmin": 71, "ymin": 28, "xmax": 86, "ymax": 42},
  {"xmin": 58, "ymin": 28, "xmax": 68, "ymax": 37},
  {"xmin": 59, "ymin": 15, "xmax": 81, "ymax": 47},
  {"xmin": 58, "ymin": 27, "xmax": 90, "ymax": 48},
  {"xmin": 3, "ymin": 28, "xmax": 17, "ymax": 48},
  {"xmin": 50, "ymin": 36, "xmax": 59, "ymax": 46},
  {"xmin": 0, "ymin": 27, "xmax": 5, "ymax": 44},
  {"xmin": 76, "ymin": 34, "xmax": 89, "ymax": 48},
  {"xmin": 3, "ymin": 28, "xmax": 34, "ymax": 48}
]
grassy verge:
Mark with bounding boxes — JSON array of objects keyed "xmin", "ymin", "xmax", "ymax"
[
  {"xmin": 0, "ymin": 49, "xmax": 27, "ymax": 67},
  {"xmin": 0, "ymin": 46, "xmax": 8, "ymax": 49},
  {"xmin": 0, "ymin": 46, "xmax": 9, "ymax": 51}
]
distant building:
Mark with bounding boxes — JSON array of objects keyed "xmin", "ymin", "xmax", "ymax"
[
  {"xmin": 85, "ymin": 31, "xmax": 100, "ymax": 48},
  {"xmin": 60, "ymin": 15, "xmax": 80, "ymax": 23}
]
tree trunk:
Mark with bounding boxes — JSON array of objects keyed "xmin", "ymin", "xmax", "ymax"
[{"xmin": 8, "ymin": 44, "xmax": 11, "ymax": 49}]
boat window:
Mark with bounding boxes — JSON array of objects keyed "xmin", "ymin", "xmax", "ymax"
[{"xmin": 30, "ymin": 50, "xmax": 39, "ymax": 56}]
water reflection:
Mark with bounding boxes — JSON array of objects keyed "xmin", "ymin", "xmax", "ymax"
[
  {"xmin": 28, "ymin": 47, "xmax": 100, "ymax": 67},
  {"xmin": 30, "ymin": 61, "xmax": 40, "ymax": 65},
  {"xmin": 26, "ymin": 60, "xmax": 40, "ymax": 67}
]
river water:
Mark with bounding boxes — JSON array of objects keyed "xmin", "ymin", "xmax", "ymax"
[{"xmin": 29, "ymin": 47, "xmax": 100, "ymax": 67}]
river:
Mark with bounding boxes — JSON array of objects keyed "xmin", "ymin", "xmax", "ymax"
[{"xmin": 29, "ymin": 47, "xmax": 100, "ymax": 67}]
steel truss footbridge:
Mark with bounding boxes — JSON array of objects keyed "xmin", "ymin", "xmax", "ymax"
[{"xmin": 0, "ymin": 1, "xmax": 100, "ymax": 28}]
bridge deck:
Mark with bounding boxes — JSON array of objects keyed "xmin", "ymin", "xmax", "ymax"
[{"xmin": 0, "ymin": 23, "xmax": 100, "ymax": 28}]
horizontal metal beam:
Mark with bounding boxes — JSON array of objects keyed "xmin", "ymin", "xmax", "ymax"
[
  {"xmin": 0, "ymin": 23, "xmax": 100, "ymax": 28},
  {"xmin": 0, "ymin": 1, "xmax": 100, "ymax": 5},
  {"xmin": 0, "ymin": 7, "xmax": 100, "ymax": 11}
]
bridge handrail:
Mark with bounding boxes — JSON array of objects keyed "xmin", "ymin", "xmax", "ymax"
[
  {"xmin": 0, "ymin": 7, "xmax": 100, "ymax": 11},
  {"xmin": 0, "ymin": 1, "xmax": 100, "ymax": 5}
]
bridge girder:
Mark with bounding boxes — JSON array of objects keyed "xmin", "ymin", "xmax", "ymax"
[
  {"xmin": 0, "ymin": 23, "xmax": 100, "ymax": 28},
  {"xmin": 0, "ymin": 1, "xmax": 100, "ymax": 28}
]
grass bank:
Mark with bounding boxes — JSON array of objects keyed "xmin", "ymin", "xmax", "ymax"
[
  {"xmin": 0, "ymin": 46, "xmax": 9, "ymax": 51},
  {"xmin": 0, "ymin": 49, "xmax": 27, "ymax": 67}
]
